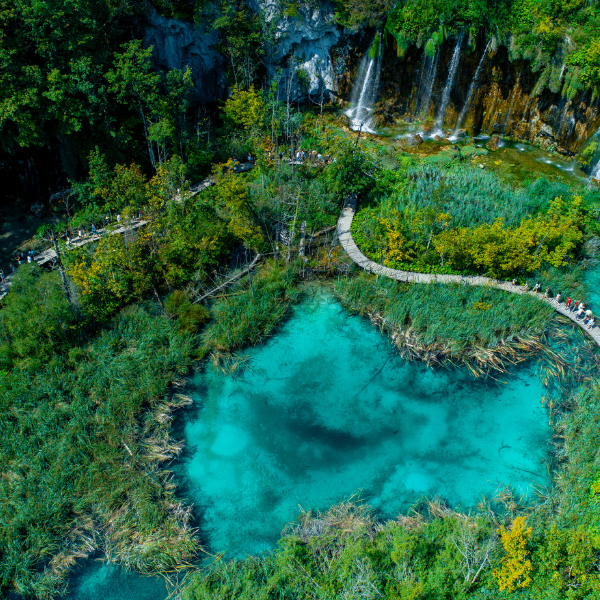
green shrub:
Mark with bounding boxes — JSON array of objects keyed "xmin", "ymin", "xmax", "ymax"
[{"xmin": 165, "ymin": 290, "xmax": 210, "ymax": 333}]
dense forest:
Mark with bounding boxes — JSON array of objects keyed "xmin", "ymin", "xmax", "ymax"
[{"xmin": 2, "ymin": 1, "xmax": 600, "ymax": 599}]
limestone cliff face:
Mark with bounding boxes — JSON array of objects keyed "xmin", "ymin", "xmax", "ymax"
[
  {"xmin": 142, "ymin": 5, "xmax": 599, "ymax": 155},
  {"xmin": 144, "ymin": 8, "xmax": 225, "ymax": 101},
  {"xmin": 370, "ymin": 36, "xmax": 600, "ymax": 156},
  {"xmin": 257, "ymin": 0, "xmax": 343, "ymax": 100},
  {"xmin": 143, "ymin": 2, "xmax": 343, "ymax": 103}
]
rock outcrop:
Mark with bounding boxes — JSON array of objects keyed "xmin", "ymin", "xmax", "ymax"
[
  {"xmin": 144, "ymin": 8, "xmax": 225, "ymax": 102},
  {"xmin": 257, "ymin": 0, "xmax": 343, "ymax": 101},
  {"xmin": 142, "ymin": 5, "xmax": 600, "ymax": 155}
]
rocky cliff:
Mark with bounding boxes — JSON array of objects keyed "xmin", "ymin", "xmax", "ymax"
[
  {"xmin": 349, "ymin": 33, "xmax": 600, "ymax": 158},
  {"xmin": 144, "ymin": 7, "xmax": 225, "ymax": 101},
  {"xmin": 142, "ymin": 7, "xmax": 599, "ymax": 156},
  {"xmin": 258, "ymin": 0, "xmax": 343, "ymax": 100}
]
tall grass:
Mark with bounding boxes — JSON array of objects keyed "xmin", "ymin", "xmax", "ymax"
[
  {"xmin": 333, "ymin": 273, "xmax": 554, "ymax": 371},
  {"xmin": 0, "ymin": 298, "xmax": 198, "ymax": 598},
  {"xmin": 202, "ymin": 266, "xmax": 299, "ymax": 354},
  {"xmin": 375, "ymin": 165, "xmax": 599, "ymax": 228}
]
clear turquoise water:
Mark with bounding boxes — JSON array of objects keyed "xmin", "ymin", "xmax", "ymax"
[
  {"xmin": 66, "ymin": 293, "xmax": 550, "ymax": 598},
  {"xmin": 585, "ymin": 263, "xmax": 600, "ymax": 309},
  {"xmin": 178, "ymin": 293, "xmax": 549, "ymax": 557},
  {"xmin": 64, "ymin": 562, "xmax": 169, "ymax": 600}
]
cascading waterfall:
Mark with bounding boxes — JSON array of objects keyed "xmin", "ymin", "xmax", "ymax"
[
  {"xmin": 346, "ymin": 36, "xmax": 382, "ymax": 133},
  {"xmin": 435, "ymin": 32, "xmax": 464, "ymax": 129},
  {"xmin": 454, "ymin": 40, "xmax": 491, "ymax": 133},
  {"xmin": 589, "ymin": 127, "xmax": 600, "ymax": 180},
  {"xmin": 502, "ymin": 70, "xmax": 522, "ymax": 131},
  {"xmin": 413, "ymin": 48, "xmax": 428, "ymax": 115},
  {"xmin": 556, "ymin": 100, "xmax": 571, "ymax": 137},
  {"xmin": 416, "ymin": 51, "xmax": 439, "ymax": 118}
]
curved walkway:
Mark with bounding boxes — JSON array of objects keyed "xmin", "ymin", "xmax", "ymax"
[{"xmin": 337, "ymin": 194, "xmax": 600, "ymax": 347}]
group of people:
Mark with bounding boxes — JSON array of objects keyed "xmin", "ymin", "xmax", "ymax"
[
  {"xmin": 1, "ymin": 250, "xmax": 36, "ymax": 283},
  {"xmin": 564, "ymin": 296, "xmax": 595, "ymax": 329},
  {"xmin": 264, "ymin": 149, "xmax": 335, "ymax": 165},
  {"xmin": 64, "ymin": 212, "xmax": 137, "ymax": 246},
  {"xmin": 512, "ymin": 278, "xmax": 596, "ymax": 330}
]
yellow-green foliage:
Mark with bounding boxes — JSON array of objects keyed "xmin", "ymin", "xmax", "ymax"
[
  {"xmin": 432, "ymin": 196, "xmax": 583, "ymax": 277},
  {"xmin": 493, "ymin": 516, "xmax": 533, "ymax": 592},
  {"xmin": 223, "ymin": 86, "xmax": 266, "ymax": 133},
  {"xmin": 534, "ymin": 526, "xmax": 600, "ymax": 594},
  {"xmin": 213, "ymin": 165, "xmax": 264, "ymax": 250}
]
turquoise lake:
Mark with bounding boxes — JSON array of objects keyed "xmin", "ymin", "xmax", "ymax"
[{"xmin": 66, "ymin": 292, "xmax": 551, "ymax": 599}]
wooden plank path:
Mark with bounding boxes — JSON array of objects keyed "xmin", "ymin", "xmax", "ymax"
[
  {"xmin": 337, "ymin": 194, "xmax": 600, "ymax": 348},
  {"xmin": 0, "ymin": 218, "xmax": 149, "ymax": 300},
  {"xmin": 0, "ymin": 170, "xmax": 224, "ymax": 301}
]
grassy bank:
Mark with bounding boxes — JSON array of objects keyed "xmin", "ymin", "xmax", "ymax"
[
  {"xmin": 333, "ymin": 272, "xmax": 554, "ymax": 374},
  {"xmin": 0, "ymin": 270, "xmax": 198, "ymax": 598}
]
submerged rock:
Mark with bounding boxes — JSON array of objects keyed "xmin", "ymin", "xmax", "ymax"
[
  {"xmin": 405, "ymin": 134, "xmax": 424, "ymax": 147},
  {"xmin": 486, "ymin": 135, "xmax": 500, "ymax": 151}
]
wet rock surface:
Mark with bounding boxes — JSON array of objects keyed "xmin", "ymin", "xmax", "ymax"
[{"xmin": 486, "ymin": 135, "xmax": 500, "ymax": 151}]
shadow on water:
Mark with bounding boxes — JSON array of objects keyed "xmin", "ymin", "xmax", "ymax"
[{"xmin": 178, "ymin": 292, "xmax": 551, "ymax": 559}]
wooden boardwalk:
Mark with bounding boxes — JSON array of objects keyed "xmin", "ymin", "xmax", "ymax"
[
  {"xmin": 0, "ymin": 218, "xmax": 149, "ymax": 300},
  {"xmin": 0, "ymin": 170, "xmax": 223, "ymax": 301},
  {"xmin": 337, "ymin": 194, "xmax": 600, "ymax": 348}
]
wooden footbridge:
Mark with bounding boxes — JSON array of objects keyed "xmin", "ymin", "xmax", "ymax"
[
  {"xmin": 0, "ymin": 165, "xmax": 234, "ymax": 302},
  {"xmin": 0, "ymin": 218, "xmax": 149, "ymax": 300},
  {"xmin": 337, "ymin": 194, "xmax": 600, "ymax": 348}
]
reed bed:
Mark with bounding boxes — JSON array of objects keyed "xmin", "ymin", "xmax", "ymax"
[
  {"xmin": 0, "ymin": 306, "xmax": 199, "ymax": 598},
  {"xmin": 201, "ymin": 265, "xmax": 299, "ymax": 354},
  {"xmin": 333, "ymin": 273, "xmax": 554, "ymax": 374},
  {"xmin": 385, "ymin": 165, "xmax": 598, "ymax": 229}
]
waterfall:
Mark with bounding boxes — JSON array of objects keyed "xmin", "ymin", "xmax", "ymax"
[
  {"xmin": 503, "ymin": 71, "xmax": 521, "ymax": 131},
  {"xmin": 416, "ymin": 51, "xmax": 439, "ymax": 118},
  {"xmin": 346, "ymin": 36, "xmax": 382, "ymax": 133},
  {"xmin": 556, "ymin": 100, "xmax": 571, "ymax": 137},
  {"xmin": 454, "ymin": 40, "xmax": 491, "ymax": 133},
  {"xmin": 435, "ymin": 32, "xmax": 464, "ymax": 128},
  {"xmin": 413, "ymin": 48, "xmax": 428, "ymax": 115}
]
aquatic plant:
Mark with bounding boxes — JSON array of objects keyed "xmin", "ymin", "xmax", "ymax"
[
  {"xmin": 201, "ymin": 265, "xmax": 299, "ymax": 354},
  {"xmin": 333, "ymin": 272, "xmax": 554, "ymax": 373},
  {"xmin": 0, "ymin": 275, "xmax": 199, "ymax": 597}
]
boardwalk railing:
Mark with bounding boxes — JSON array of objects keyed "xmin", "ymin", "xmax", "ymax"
[
  {"xmin": 337, "ymin": 194, "xmax": 600, "ymax": 348},
  {"xmin": 0, "ymin": 218, "xmax": 149, "ymax": 300}
]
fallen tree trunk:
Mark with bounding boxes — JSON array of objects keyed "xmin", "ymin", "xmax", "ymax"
[{"xmin": 193, "ymin": 253, "xmax": 262, "ymax": 304}]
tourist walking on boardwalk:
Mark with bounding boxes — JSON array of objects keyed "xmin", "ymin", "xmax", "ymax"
[
  {"xmin": 0, "ymin": 270, "xmax": 5, "ymax": 282},
  {"xmin": 573, "ymin": 300, "xmax": 579, "ymax": 312},
  {"xmin": 566, "ymin": 297, "xmax": 572, "ymax": 309},
  {"xmin": 533, "ymin": 282, "xmax": 541, "ymax": 292},
  {"xmin": 117, "ymin": 214, "xmax": 121, "ymax": 224},
  {"xmin": 544, "ymin": 287, "xmax": 550, "ymax": 298},
  {"xmin": 588, "ymin": 317, "xmax": 595, "ymax": 329},
  {"xmin": 512, "ymin": 278, "xmax": 517, "ymax": 286},
  {"xmin": 577, "ymin": 306, "xmax": 584, "ymax": 318},
  {"xmin": 556, "ymin": 292, "xmax": 561, "ymax": 302},
  {"xmin": 523, "ymin": 282, "xmax": 529, "ymax": 290}
]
